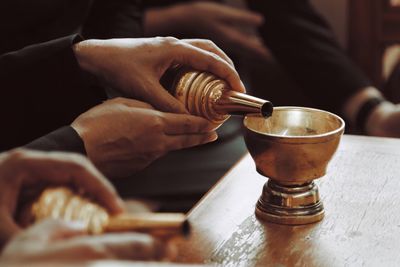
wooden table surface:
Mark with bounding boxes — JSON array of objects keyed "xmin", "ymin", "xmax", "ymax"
[{"xmin": 173, "ymin": 135, "xmax": 400, "ymax": 267}]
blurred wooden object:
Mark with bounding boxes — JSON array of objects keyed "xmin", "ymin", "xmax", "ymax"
[
  {"xmin": 349, "ymin": 0, "xmax": 400, "ymax": 94},
  {"xmin": 174, "ymin": 135, "xmax": 400, "ymax": 266}
]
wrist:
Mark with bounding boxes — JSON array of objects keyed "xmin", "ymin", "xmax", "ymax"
[
  {"xmin": 342, "ymin": 87, "xmax": 385, "ymax": 133},
  {"xmin": 73, "ymin": 40, "xmax": 105, "ymax": 75},
  {"xmin": 71, "ymin": 119, "xmax": 90, "ymax": 153},
  {"xmin": 365, "ymin": 101, "xmax": 395, "ymax": 136},
  {"xmin": 70, "ymin": 118, "xmax": 83, "ymax": 133},
  {"xmin": 72, "ymin": 39, "xmax": 105, "ymax": 86},
  {"xmin": 355, "ymin": 97, "xmax": 386, "ymax": 134}
]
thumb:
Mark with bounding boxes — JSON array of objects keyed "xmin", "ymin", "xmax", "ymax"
[
  {"xmin": 148, "ymin": 82, "xmax": 188, "ymax": 114},
  {"xmin": 0, "ymin": 211, "xmax": 21, "ymax": 249},
  {"xmin": 61, "ymin": 232, "xmax": 169, "ymax": 261},
  {"xmin": 23, "ymin": 219, "xmax": 87, "ymax": 243}
]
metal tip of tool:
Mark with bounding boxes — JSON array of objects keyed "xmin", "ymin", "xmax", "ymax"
[
  {"xmin": 182, "ymin": 219, "xmax": 191, "ymax": 238},
  {"xmin": 261, "ymin": 102, "xmax": 274, "ymax": 118}
]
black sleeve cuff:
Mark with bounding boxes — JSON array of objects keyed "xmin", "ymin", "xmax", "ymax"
[
  {"xmin": 355, "ymin": 97, "xmax": 385, "ymax": 134},
  {"xmin": 24, "ymin": 126, "xmax": 86, "ymax": 155}
]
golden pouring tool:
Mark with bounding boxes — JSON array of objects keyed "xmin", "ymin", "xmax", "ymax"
[{"xmin": 167, "ymin": 67, "xmax": 273, "ymax": 127}]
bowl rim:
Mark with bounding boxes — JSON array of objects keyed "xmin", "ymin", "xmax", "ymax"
[{"xmin": 243, "ymin": 106, "xmax": 345, "ymax": 140}]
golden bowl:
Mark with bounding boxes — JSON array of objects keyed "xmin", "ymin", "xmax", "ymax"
[
  {"xmin": 244, "ymin": 106, "xmax": 345, "ymax": 184},
  {"xmin": 243, "ymin": 107, "xmax": 345, "ymax": 224}
]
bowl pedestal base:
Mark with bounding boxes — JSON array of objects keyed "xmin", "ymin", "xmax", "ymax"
[{"xmin": 255, "ymin": 180, "xmax": 324, "ymax": 225}]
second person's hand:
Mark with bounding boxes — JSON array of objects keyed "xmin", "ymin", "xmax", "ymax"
[
  {"xmin": 366, "ymin": 101, "xmax": 400, "ymax": 137},
  {"xmin": 71, "ymin": 97, "xmax": 218, "ymax": 178},
  {"xmin": 0, "ymin": 149, "xmax": 124, "ymax": 248},
  {"xmin": 0, "ymin": 220, "xmax": 169, "ymax": 264},
  {"xmin": 72, "ymin": 37, "xmax": 245, "ymax": 114}
]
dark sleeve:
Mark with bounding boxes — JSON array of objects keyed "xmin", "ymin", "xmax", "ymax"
[
  {"xmin": 0, "ymin": 1, "xmax": 90, "ymax": 54},
  {"xmin": 0, "ymin": 35, "xmax": 106, "ymax": 151},
  {"xmin": 82, "ymin": 0, "xmax": 143, "ymax": 39},
  {"xmin": 247, "ymin": 0, "xmax": 371, "ymax": 113},
  {"xmin": 24, "ymin": 126, "xmax": 86, "ymax": 154}
]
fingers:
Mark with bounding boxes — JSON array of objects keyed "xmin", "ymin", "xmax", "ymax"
[
  {"xmin": 39, "ymin": 220, "xmax": 87, "ymax": 241},
  {"xmin": 14, "ymin": 220, "xmax": 86, "ymax": 243},
  {"xmin": 0, "ymin": 220, "xmax": 87, "ymax": 263},
  {"xmin": 161, "ymin": 112, "xmax": 215, "ymax": 135},
  {"xmin": 62, "ymin": 157, "xmax": 124, "ymax": 215},
  {"xmin": 3, "ymin": 220, "xmax": 169, "ymax": 263},
  {"xmin": 173, "ymin": 42, "xmax": 246, "ymax": 92},
  {"xmin": 158, "ymin": 112, "xmax": 219, "ymax": 151},
  {"xmin": 182, "ymin": 39, "xmax": 235, "ymax": 67},
  {"xmin": 144, "ymin": 81, "xmax": 189, "ymax": 114},
  {"xmin": 165, "ymin": 132, "xmax": 218, "ymax": 151},
  {"xmin": 218, "ymin": 4, "xmax": 264, "ymax": 26},
  {"xmin": 60, "ymin": 232, "xmax": 167, "ymax": 261},
  {"xmin": 22, "ymin": 151, "xmax": 124, "ymax": 215},
  {"xmin": 0, "ymin": 212, "xmax": 21, "ymax": 249}
]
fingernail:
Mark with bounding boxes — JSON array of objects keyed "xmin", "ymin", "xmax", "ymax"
[
  {"xmin": 206, "ymin": 132, "xmax": 218, "ymax": 143},
  {"xmin": 173, "ymin": 101, "xmax": 189, "ymax": 114},
  {"xmin": 202, "ymin": 122, "xmax": 218, "ymax": 132}
]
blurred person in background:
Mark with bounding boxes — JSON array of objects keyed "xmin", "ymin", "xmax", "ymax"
[{"xmin": 143, "ymin": 0, "xmax": 400, "ymax": 138}]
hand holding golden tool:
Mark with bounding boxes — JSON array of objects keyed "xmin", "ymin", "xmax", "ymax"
[{"xmin": 29, "ymin": 187, "xmax": 189, "ymax": 236}]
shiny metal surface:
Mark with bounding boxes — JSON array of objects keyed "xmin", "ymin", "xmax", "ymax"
[
  {"xmin": 256, "ymin": 180, "xmax": 324, "ymax": 225},
  {"xmin": 214, "ymin": 90, "xmax": 273, "ymax": 118},
  {"xmin": 171, "ymin": 68, "xmax": 273, "ymax": 127},
  {"xmin": 243, "ymin": 107, "xmax": 345, "ymax": 183},
  {"xmin": 243, "ymin": 107, "xmax": 345, "ymax": 225}
]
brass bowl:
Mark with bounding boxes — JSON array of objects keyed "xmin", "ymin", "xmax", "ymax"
[{"xmin": 243, "ymin": 107, "xmax": 345, "ymax": 224}]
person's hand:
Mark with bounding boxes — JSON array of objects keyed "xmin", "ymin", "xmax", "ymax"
[
  {"xmin": 71, "ymin": 97, "xmax": 218, "ymax": 178},
  {"xmin": 144, "ymin": 2, "xmax": 270, "ymax": 61},
  {"xmin": 366, "ymin": 101, "xmax": 400, "ymax": 137},
  {"xmin": 73, "ymin": 37, "xmax": 245, "ymax": 114},
  {"xmin": 0, "ymin": 149, "xmax": 124, "ymax": 248},
  {"xmin": 0, "ymin": 220, "xmax": 169, "ymax": 264}
]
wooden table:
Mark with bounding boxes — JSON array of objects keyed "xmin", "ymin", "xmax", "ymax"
[{"xmin": 174, "ymin": 135, "xmax": 400, "ymax": 266}]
